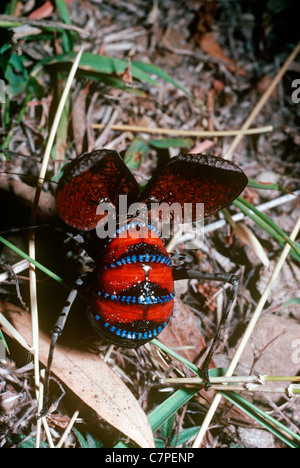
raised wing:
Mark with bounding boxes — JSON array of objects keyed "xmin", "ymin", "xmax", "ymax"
[
  {"xmin": 139, "ymin": 153, "xmax": 248, "ymax": 223},
  {"xmin": 56, "ymin": 149, "xmax": 139, "ymax": 231}
]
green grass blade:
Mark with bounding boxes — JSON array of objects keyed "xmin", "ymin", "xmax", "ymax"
[
  {"xmin": 220, "ymin": 391, "xmax": 300, "ymax": 448},
  {"xmin": 132, "ymin": 61, "xmax": 193, "ymax": 99},
  {"xmin": 0, "ymin": 329, "xmax": 9, "ymax": 353},
  {"xmin": 148, "ymin": 138, "xmax": 194, "ymax": 148},
  {"xmin": 151, "ymin": 339, "xmax": 199, "ymax": 375},
  {"xmin": 84, "ymin": 73, "xmax": 147, "ymax": 96},
  {"xmin": 247, "ymin": 178, "xmax": 290, "ymax": 193},
  {"xmin": 161, "ymin": 413, "xmax": 176, "ymax": 438},
  {"xmin": 18, "ymin": 436, "xmax": 49, "ymax": 448},
  {"xmin": 73, "ymin": 428, "xmax": 103, "ymax": 448},
  {"xmin": 148, "ymin": 387, "xmax": 198, "ymax": 433},
  {"xmin": 37, "ymin": 52, "xmax": 158, "ymax": 86},
  {"xmin": 0, "ymin": 235, "xmax": 64, "ymax": 285},
  {"xmin": 281, "ymin": 297, "xmax": 300, "ymax": 307},
  {"xmin": 5, "ymin": 0, "xmax": 18, "ymax": 15},
  {"xmin": 155, "ymin": 426, "xmax": 201, "ymax": 448},
  {"xmin": 35, "ymin": 52, "xmax": 195, "ymax": 98},
  {"xmin": 170, "ymin": 426, "xmax": 201, "ymax": 447},
  {"xmin": 54, "ymin": 0, "xmax": 71, "ymax": 24}
]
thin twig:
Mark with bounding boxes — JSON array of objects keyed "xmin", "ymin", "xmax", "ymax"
[
  {"xmin": 92, "ymin": 123, "xmax": 273, "ymax": 137},
  {"xmin": 159, "ymin": 375, "xmax": 300, "ymax": 385},
  {"xmin": 38, "ymin": 369, "xmax": 54, "ymax": 448},
  {"xmin": 56, "ymin": 402, "xmax": 84, "ymax": 448},
  {"xmin": 0, "ymin": 14, "xmax": 89, "ymax": 38},
  {"xmin": 200, "ymin": 385, "xmax": 291, "ymax": 394},
  {"xmin": 94, "ymin": 108, "xmax": 120, "ymax": 148},
  {"xmin": 0, "ymin": 259, "xmax": 29, "ymax": 282}
]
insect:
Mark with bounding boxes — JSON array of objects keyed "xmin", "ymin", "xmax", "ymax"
[{"xmin": 43, "ymin": 149, "xmax": 248, "ymax": 407}]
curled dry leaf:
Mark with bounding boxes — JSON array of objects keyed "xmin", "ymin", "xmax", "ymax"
[
  {"xmin": 199, "ymin": 32, "xmax": 246, "ymax": 77},
  {"xmin": 232, "ymin": 222, "xmax": 270, "ymax": 267},
  {"xmin": 1, "ymin": 301, "xmax": 155, "ymax": 448}
]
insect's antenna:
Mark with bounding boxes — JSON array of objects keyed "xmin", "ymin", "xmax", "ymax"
[
  {"xmin": 41, "ymin": 275, "xmax": 86, "ymax": 415},
  {"xmin": 0, "ymin": 223, "xmax": 51, "ymax": 236},
  {"xmin": 1, "ymin": 148, "xmax": 70, "ymax": 166},
  {"xmin": 0, "ymin": 224, "xmax": 90, "ymax": 254}
]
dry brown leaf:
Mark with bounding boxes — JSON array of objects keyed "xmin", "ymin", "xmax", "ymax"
[
  {"xmin": 72, "ymin": 83, "xmax": 91, "ymax": 155},
  {"xmin": 159, "ymin": 296, "xmax": 209, "ymax": 364},
  {"xmin": 232, "ymin": 222, "xmax": 269, "ymax": 267},
  {"xmin": 256, "ymin": 75, "xmax": 278, "ymax": 98},
  {"xmin": 0, "ymin": 176, "xmax": 56, "ymax": 222},
  {"xmin": 29, "ymin": 0, "xmax": 74, "ymax": 19},
  {"xmin": 1, "ymin": 302, "xmax": 155, "ymax": 448},
  {"xmin": 190, "ymin": 140, "xmax": 214, "ymax": 154},
  {"xmin": 199, "ymin": 32, "xmax": 246, "ymax": 76}
]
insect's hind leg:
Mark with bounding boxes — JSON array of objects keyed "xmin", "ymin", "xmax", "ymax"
[
  {"xmin": 173, "ymin": 267, "xmax": 240, "ymax": 389},
  {"xmin": 41, "ymin": 274, "xmax": 87, "ymax": 415}
]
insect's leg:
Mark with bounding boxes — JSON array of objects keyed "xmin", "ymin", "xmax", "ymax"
[
  {"xmin": 200, "ymin": 273, "xmax": 239, "ymax": 389},
  {"xmin": 168, "ymin": 252, "xmax": 194, "ymax": 265},
  {"xmin": 173, "ymin": 267, "xmax": 239, "ymax": 389},
  {"xmin": 41, "ymin": 275, "xmax": 86, "ymax": 415}
]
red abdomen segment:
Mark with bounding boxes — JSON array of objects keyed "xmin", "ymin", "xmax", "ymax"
[{"xmin": 87, "ymin": 222, "xmax": 175, "ymax": 347}]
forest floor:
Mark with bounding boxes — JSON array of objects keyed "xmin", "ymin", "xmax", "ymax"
[{"xmin": 0, "ymin": 0, "xmax": 299, "ymax": 449}]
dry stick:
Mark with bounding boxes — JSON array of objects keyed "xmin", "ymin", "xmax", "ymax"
[
  {"xmin": 92, "ymin": 123, "xmax": 273, "ymax": 138},
  {"xmin": 160, "ymin": 375, "xmax": 300, "ymax": 385},
  {"xmin": 198, "ymin": 385, "xmax": 292, "ymax": 394},
  {"xmin": 192, "ymin": 215, "xmax": 300, "ymax": 448},
  {"xmin": 94, "ymin": 108, "xmax": 119, "ymax": 148},
  {"xmin": 55, "ymin": 402, "xmax": 84, "ymax": 448},
  {"xmin": 223, "ymin": 41, "xmax": 300, "ymax": 160},
  {"xmin": 38, "ymin": 369, "xmax": 55, "ymax": 448},
  {"xmin": 0, "ymin": 312, "xmax": 33, "ymax": 352},
  {"xmin": 27, "ymin": 47, "xmax": 84, "ymax": 448},
  {"xmin": 28, "ymin": 239, "xmax": 42, "ymax": 448},
  {"xmin": 0, "ymin": 14, "xmax": 89, "ymax": 38}
]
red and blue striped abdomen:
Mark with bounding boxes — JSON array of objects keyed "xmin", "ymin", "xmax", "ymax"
[{"xmin": 87, "ymin": 222, "xmax": 175, "ymax": 347}]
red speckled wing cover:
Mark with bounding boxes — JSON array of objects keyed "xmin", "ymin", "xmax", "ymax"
[
  {"xmin": 56, "ymin": 150, "xmax": 247, "ymax": 231},
  {"xmin": 139, "ymin": 153, "xmax": 248, "ymax": 221},
  {"xmin": 56, "ymin": 149, "xmax": 139, "ymax": 231}
]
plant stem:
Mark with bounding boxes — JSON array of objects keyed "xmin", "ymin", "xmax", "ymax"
[{"xmin": 92, "ymin": 123, "xmax": 273, "ymax": 137}]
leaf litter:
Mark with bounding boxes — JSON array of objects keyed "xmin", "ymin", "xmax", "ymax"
[{"xmin": 0, "ymin": 0, "xmax": 299, "ymax": 448}]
